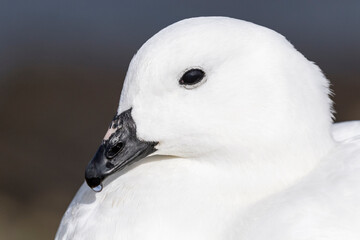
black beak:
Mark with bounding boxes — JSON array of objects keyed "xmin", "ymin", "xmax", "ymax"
[{"xmin": 85, "ymin": 109, "xmax": 157, "ymax": 191}]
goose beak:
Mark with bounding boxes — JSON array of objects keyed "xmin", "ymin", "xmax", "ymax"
[{"xmin": 85, "ymin": 109, "xmax": 157, "ymax": 191}]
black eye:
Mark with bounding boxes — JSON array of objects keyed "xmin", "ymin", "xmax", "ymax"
[{"xmin": 179, "ymin": 69, "xmax": 205, "ymax": 86}]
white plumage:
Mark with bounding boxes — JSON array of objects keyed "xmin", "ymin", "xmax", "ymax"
[{"xmin": 56, "ymin": 17, "xmax": 360, "ymax": 239}]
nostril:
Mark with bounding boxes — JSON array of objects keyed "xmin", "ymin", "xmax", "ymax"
[{"xmin": 106, "ymin": 142, "xmax": 124, "ymax": 159}]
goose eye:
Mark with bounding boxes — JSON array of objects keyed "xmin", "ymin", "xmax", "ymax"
[{"xmin": 179, "ymin": 69, "xmax": 205, "ymax": 87}]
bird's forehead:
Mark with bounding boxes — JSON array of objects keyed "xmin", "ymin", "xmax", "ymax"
[
  {"xmin": 131, "ymin": 18, "xmax": 280, "ymax": 77},
  {"xmin": 137, "ymin": 18, "xmax": 260, "ymax": 58},
  {"xmin": 118, "ymin": 17, "xmax": 288, "ymax": 113}
]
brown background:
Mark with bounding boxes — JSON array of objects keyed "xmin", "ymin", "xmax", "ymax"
[{"xmin": 0, "ymin": 1, "xmax": 359, "ymax": 239}]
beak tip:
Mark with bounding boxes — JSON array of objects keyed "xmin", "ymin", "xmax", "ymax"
[{"xmin": 85, "ymin": 175, "xmax": 104, "ymax": 191}]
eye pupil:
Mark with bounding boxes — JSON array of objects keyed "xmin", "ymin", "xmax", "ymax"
[{"xmin": 180, "ymin": 69, "xmax": 205, "ymax": 86}]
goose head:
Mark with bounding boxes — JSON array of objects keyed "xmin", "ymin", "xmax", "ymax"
[{"xmin": 85, "ymin": 17, "xmax": 334, "ymax": 191}]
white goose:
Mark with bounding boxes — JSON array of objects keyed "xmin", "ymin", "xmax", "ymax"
[{"xmin": 56, "ymin": 17, "xmax": 360, "ymax": 240}]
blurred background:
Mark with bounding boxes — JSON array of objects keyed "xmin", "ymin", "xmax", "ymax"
[{"xmin": 0, "ymin": 0, "xmax": 359, "ymax": 239}]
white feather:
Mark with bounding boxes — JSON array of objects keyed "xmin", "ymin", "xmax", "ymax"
[{"xmin": 56, "ymin": 17, "xmax": 360, "ymax": 240}]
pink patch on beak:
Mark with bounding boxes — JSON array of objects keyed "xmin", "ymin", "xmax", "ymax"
[{"xmin": 103, "ymin": 127, "xmax": 117, "ymax": 141}]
